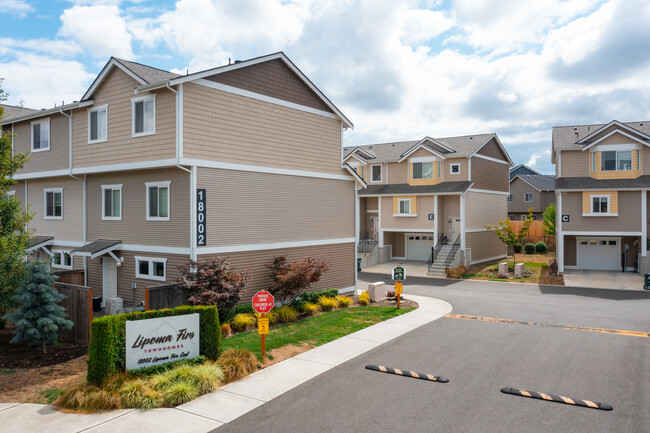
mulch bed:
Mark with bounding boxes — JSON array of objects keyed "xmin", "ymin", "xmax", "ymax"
[
  {"xmin": 371, "ymin": 297, "xmax": 417, "ymax": 309},
  {"xmin": 0, "ymin": 326, "xmax": 87, "ymax": 369}
]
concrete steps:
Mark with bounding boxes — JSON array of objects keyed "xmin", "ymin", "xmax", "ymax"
[{"xmin": 427, "ymin": 245, "xmax": 454, "ymax": 278}]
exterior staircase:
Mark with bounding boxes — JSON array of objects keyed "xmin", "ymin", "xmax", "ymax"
[{"xmin": 428, "ymin": 245, "xmax": 454, "ymax": 278}]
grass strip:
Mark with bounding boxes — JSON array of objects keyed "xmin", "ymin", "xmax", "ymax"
[{"xmin": 223, "ymin": 306, "xmax": 414, "ymax": 358}]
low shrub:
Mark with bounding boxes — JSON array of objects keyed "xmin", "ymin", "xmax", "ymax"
[
  {"xmin": 301, "ymin": 302, "xmax": 321, "ymax": 315},
  {"xmin": 358, "ymin": 291, "xmax": 370, "ymax": 306},
  {"xmin": 221, "ymin": 323, "xmax": 231, "ymax": 338},
  {"xmin": 300, "ymin": 288, "xmax": 338, "ymax": 304},
  {"xmin": 220, "ymin": 304, "xmax": 255, "ymax": 324},
  {"xmin": 162, "ymin": 381, "xmax": 200, "ymax": 406},
  {"xmin": 188, "ymin": 364, "xmax": 224, "ymax": 394},
  {"xmin": 524, "ymin": 243, "xmax": 536, "ymax": 254},
  {"xmin": 319, "ymin": 296, "xmax": 338, "ymax": 312},
  {"xmin": 535, "ymin": 241, "xmax": 548, "ymax": 254},
  {"xmin": 335, "ymin": 295, "xmax": 352, "ymax": 308},
  {"xmin": 56, "ymin": 384, "xmax": 98, "ymax": 411},
  {"xmin": 271, "ymin": 305, "xmax": 299, "ymax": 324},
  {"xmin": 229, "ymin": 313, "xmax": 256, "ymax": 332},
  {"xmin": 216, "ymin": 348, "xmax": 258, "ymax": 383},
  {"xmin": 86, "ymin": 389, "xmax": 121, "ymax": 411},
  {"xmin": 120, "ymin": 379, "xmax": 152, "ymax": 408},
  {"xmin": 513, "ymin": 243, "xmax": 523, "ymax": 253},
  {"xmin": 386, "ymin": 290, "xmax": 396, "ymax": 297}
]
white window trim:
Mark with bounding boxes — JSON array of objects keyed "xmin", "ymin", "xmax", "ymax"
[
  {"xmin": 43, "ymin": 187, "xmax": 63, "ymax": 220},
  {"xmin": 31, "ymin": 118, "xmax": 50, "ymax": 152},
  {"xmin": 51, "ymin": 250, "xmax": 73, "ymax": 270},
  {"xmin": 600, "ymin": 150, "xmax": 633, "ymax": 172},
  {"xmin": 88, "ymin": 104, "xmax": 108, "ymax": 144},
  {"xmin": 145, "ymin": 180, "xmax": 171, "ymax": 221},
  {"xmin": 507, "ymin": 194, "xmax": 513, "ymax": 202},
  {"xmin": 370, "ymin": 164, "xmax": 382, "ymax": 182},
  {"xmin": 524, "ymin": 193, "xmax": 533, "ymax": 202},
  {"xmin": 101, "ymin": 184, "xmax": 123, "ymax": 221},
  {"xmin": 132, "ymin": 94, "xmax": 157, "ymax": 138},
  {"xmin": 134, "ymin": 256, "xmax": 167, "ymax": 281},
  {"xmin": 449, "ymin": 163, "xmax": 461, "ymax": 174},
  {"xmin": 394, "ymin": 198, "xmax": 417, "ymax": 217},
  {"xmin": 583, "ymin": 194, "xmax": 618, "ymax": 216},
  {"xmin": 411, "ymin": 161, "xmax": 434, "ymax": 180},
  {"xmin": 7, "ymin": 190, "xmax": 16, "ymax": 197}
]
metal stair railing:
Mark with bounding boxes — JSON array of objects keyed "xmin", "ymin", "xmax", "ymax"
[
  {"xmin": 443, "ymin": 235, "xmax": 461, "ymax": 270},
  {"xmin": 427, "ymin": 234, "xmax": 447, "ymax": 271},
  {"xmin": 357, "ymin": 232, "xmax": 378, "ymax": 254}
]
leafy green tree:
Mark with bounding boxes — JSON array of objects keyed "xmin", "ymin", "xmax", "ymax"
[
  {"xmin": 486, "ymin": 208, "xmax": 535, "ymax": 269},
  {"xmin": 3, "ymin": 261, "xmax": 73, "ymax": 353},
  {"xmin": 542, "ymin": 203, "xmax": 556, "ymax": 236},
  {"xmin": 1, "ymin": 80, "xmax": 32, "ymax": 320}
]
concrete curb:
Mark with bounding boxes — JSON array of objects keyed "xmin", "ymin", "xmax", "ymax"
[{"xmin": 0, "ymin": 295, "xmax": 452, "ymax": 433}]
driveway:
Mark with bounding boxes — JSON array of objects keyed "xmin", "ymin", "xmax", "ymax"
[
  {"xmin": 563, "ymin": 270, "xmax": 645, "ymax": 291},
  {"xmin": 362, "ymin": 260, "xmax": 430, "ymax": 278}
]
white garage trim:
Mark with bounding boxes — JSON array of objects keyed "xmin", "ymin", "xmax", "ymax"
[{"xmin": 576, "ymin": 236, "xmax": 621, "ymax": 271}]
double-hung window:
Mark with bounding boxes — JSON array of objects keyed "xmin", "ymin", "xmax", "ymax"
[
  {"xmin": 592, "ymin": 195, "xmax": 609, "ymax": 214},
  {"xmin": 524, "ymin": 193, "xmax": 533, "ymax": 202},
  {"xmin": 132, "ymin": 95, "xmax": 156, "ymax": 137},
  {"xmin": 146, "ymin": 181, "xmax": 170, "ymax": 221},
  {"xmin": 412, "ymin": 162, "xmax": 433, "ymax": 179},
  {"xmin": 601, "ymin": 150, "xmax": 631, "ymax": 171},
  {"xmin": 102, "ymin": 184, "xmax": 122, "ymax": 220},
  {"xmin": 52, "ymin": 251, "xmax": 72, "ymax": 270},
  {"xmin": 88, "ymin": 105, "xmax": 108, "ymax": 143},
  {"xmin": 371, "ymin": 165, "xmax": 382, "ymax": 182},
  {"xmin": 398, "ymin": 199, "xmax": 411, "ymax": 215},
  {"xmin": 31, "ymin": 118, "xmax": 50, "ymax": 152},
  {"xmin": 44, "ymin": 188, "xmax": 63, "ymax": 219},
  {"xmin": 135, "ymin": 256, "xmax": 167, "ymax": 281},
  {"xmin": 507, "ymin": 194, "xmax": 513, "ymax": 202}
]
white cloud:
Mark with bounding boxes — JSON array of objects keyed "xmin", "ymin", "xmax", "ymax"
[
  {"xmin": 0, "ymin": 0, "xmax": 34, "ymax": 19},
  {"xmin": 59, "ymin": 5, "xmax": 134, "ymax": 59},
  {"xmin": 399, "ymin": 8, "xmax": 455, "ymax": 44},
  {"xmin": 0, "ymin": 38, "xmax": 81, "ymax": 58}
]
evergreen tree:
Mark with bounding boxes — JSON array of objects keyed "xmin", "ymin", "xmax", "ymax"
[{"xmin": 3, "ymin": 261, "xmax": 73, "ymax": 353}]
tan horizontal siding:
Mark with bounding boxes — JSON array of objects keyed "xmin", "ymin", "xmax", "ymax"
[
  {"xmin": 560, "ymin": 151, "xmax": 588, "ymax": 177},
  {"xmin": 467, "ymin": 231, "xmax": 506, "ymax": 263},
  {"xmin": 561, "ymin": 191, "xmax": 641, "ymax": 231},
  {"xmin": 200, "ymin": 242, "xmax": 355, "ymax": 305},
  {"xmin": 380, "ymin": 196, "xmax": 435, "ymax": 230},
  {"xmin": 477, "ymin": 138, "xmax": 508, "ymax": 161},
  {"xmin": 10, "ymin": 181, "xmax": 26, "ymax": 210},
  {"xmin": 72, "ymin": 67, "xmax": 176, "ymax": 167},
  {"xmin": 444, "ymin": 157, "xmax": 469, "ymax": 182},
  {"xmin": 439, "ymin": 195, "xmax": 460, "ymax": 241},
  {"xmin": 86, "ymin": 168, "xmax": 190, "ymax": 247},
  {"xmin": 197, "ymin": 168, "xmax": 354, "ymax": 247},
  {"xmin": 206, "ymin": 59, "xmax": 333, "ymax": 112},
  {"xmin": 470, "ymin": 157, "xmax": 509, "ymax": 191},
  {"xmin": 183, "ymin": 82, "xmax": 343, "ymax": 174},
  {"xmin": 14, "ymin": 113, "xmax": 70, "ymax": 174},
  {"xmin": 387, "ymin": 161, "xmax": 408, "ymax": 184},
  {"xmin": 466, "ymin": 191, "xmax": 506, "ymax": 229},
  {"xmin": 26, "ymin": 176, "xmax": 83, "ymax": 241}
]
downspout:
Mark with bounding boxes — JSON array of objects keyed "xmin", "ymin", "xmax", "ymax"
[{"xmin": 61, "ymin": 108, "xmax": 88, "ymax": 285}]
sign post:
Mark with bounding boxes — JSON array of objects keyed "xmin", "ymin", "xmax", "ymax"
[
  {"xmin": 252, "ymin": 291, "xmax": 274, "ymax": 357},
  {"xmin": 392, "ymin": 266, "xmax": 405, "ymax": 308}
]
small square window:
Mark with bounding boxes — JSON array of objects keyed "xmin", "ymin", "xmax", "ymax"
[
  {"xmin": 398, "ymin": 199, "xmax": 411, "ymax": 214},
  {"xmin": 135, "ymin": 256, "xmax": 167, "ymax": 281},
  {"xmin": 450, "ymin": 163, "xmax": 460, "ymax": 174},
  {"xmin": 524, "ymin": 193, "xmax": 533, "ymax": 202},
  {"xmin": 52, "ymin": 251, "xmax": 72, "ymax": 269},
  {"xmin": 509, "ymin": 215, "xmax": 515, "ymax": 221},
  {"xmin": 591, "ymin": 196, "xmax": 609, "ymax": 214},
  {"xmin": 507, "ymin": 194, "xmax": 513, "ymax": 202}
]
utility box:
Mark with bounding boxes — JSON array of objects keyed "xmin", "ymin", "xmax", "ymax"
[
  {"xmin": 515, "ymin": 263, "xmax": 526, "ymax": 277},
  {"xmin": 106, "ymin": 297, "xmax": 123, "ymax": 315},
  {"xmin": 367, "ymin": 282, "xmax": 386, "ymax": 301}
]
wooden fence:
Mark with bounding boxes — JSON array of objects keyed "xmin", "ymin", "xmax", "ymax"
[
  {"xmin": 55, "ymin": 282, "xmax": 93, "ymax": 346},
  {"xmin": 145, "ymin": 284, "xmax": 186, "ymax": 311},
  {"xmin": 509, "ymin": 220, "xmax": 546, "ymax": 237},
  {"xmin": 52, "ymin": 269, "xmax": 85, "ymax": 286}
]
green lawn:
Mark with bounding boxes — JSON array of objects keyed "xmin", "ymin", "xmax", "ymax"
[{"xmin": 222, "ymin": 306, "xmax": 414, "ymax": 358}]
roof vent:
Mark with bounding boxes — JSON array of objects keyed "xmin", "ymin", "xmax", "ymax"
[
  {"xmin": 234, "ymin": 60, "xmax": 243, "ymax": 64},
  {"xmin": 469, "ymin": 137, "xmax": 473, "ymax": 139}
]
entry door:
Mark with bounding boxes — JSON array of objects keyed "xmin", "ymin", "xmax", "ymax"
[
  {"xmin": 451, "ymin": 218, "xmax": 461, "ymax": 242},
  {"xmin": 102, "ymin": 257, "xmax": 118, "ymax": 307}
]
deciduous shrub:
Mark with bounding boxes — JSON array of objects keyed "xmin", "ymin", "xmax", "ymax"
[
  {"xmin": 318, "ymin": 296, "xmax": 338, "ymax": 312},
  {"xmin": 513, "ymin": 243, "xmax": 523, "ymax": 253},
  {"xmin": 267, "ymin": 256, "xmax": 329, "ymax": 305},
  {"xmin": 535, "ymin": 241, "xmax": 548, "ymax": 254},
  {"xmin": 178, "ymin": 258, "xmax": 251, "ymax": 314},
  {"xmin": 336, "ymin": 295, "xmax": 352, "ymax": 308},
  {"xmin": 524, "ymin": 243, "xmax": 536, "ymax": 254},
  {"xmin": 300, "ymin": 288, "xmax": 338, "ymax": 304},
  {"xmin": 358, "ymin": 291, "xmax": 370, "ymax": 306},
  {"xmin": 87, "ymin": 305, "xmax": 221, "ymax": 385},
  {"xmin": 229, "ymin": 313, "xmax": 256, "ymax": 332}
]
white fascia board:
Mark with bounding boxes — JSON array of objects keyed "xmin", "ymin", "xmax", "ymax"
[
  {"xmin": 581, "ymin": 128, "xmax": 650, "ymax": 151},
  {"xmin": 557, "ymin": 187, "xmax": 650, "ymax": 192},
  {"xmin": 509, "ymin": 164, "xmax": 541, "ymax": 176},
  {"xmin": 343, "ymin": 153, "xmax": 368, "ymax": 165},
  {"xmin": 398, "ymin": 143, "xmax": 446, "ymax": 163},
  {"xmin": 472, "ymin": 153, "xmax": 511, "ymax": 165},
  {"xmin": 82, "ymin": 58, "xmax": 147, "ymax": 101},
  {"xmin": 349, "ymin": 147, "xmax": 375, "ymax": 159},
  {"xmin": 381, "ymin": 228, "xmax": 435, "ymax": 233},
  {"xmin": 26, "ymin": 239, "xmax": 55, "ymax": 252},
  {"xmin": 467, "ymin": 188, "xmax": 511, "ymax": 195},
  {"xmin": 14, "ymin": 169, "xmax": 71, "ymax": 180},
  {"xmin": 511, "ymin": 176, "xmax": 542, "ymax": 192},
  {"xmin": 1, "ymin": 101, "xmax": 93, "ymax": 126},
  {"xmin": 343, "ymin": 164, "xmax": 367, "ymax": 188},
  {"xmin": 418, "ymin": 136, "xmax": 455, "ymax": 153},
  {"xmin": 563, "ymin": 231, "xmax": 642, "ymax": 236},
  {"xmin": 121, "ymin": 244, "xmax": 190, "ymax": 255},
  {"xmin": 577, "ymin": 120, "xmax": 650, "ymax": 145},
  {"xmin": 360, "ymin": 192, "xmax": 462, "ymax": 197},
  {"xmin": 72, "ymin": 159, "xmax": 179, "ymax": 175},
  {"xmin": 196, "ymin": 237, "xmax": 355, "ymax": 255},
  {"xmin": 471, "ymin": 134, "xmax": 514, "ymax": 166}
]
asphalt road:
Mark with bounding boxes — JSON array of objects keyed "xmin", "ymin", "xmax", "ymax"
[{"xmin": 215, "ymin": 276, "xmax": 650, "ymax": 433}]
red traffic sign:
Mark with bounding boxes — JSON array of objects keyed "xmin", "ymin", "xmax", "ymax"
[{"xmin": 252, "ymin": 291, "xmax": 274, "ymax": 314}]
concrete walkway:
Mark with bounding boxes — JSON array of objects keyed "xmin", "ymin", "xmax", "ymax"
[
  {"xmin": 362, "ymin": 260, "xmax": 432, "ymax": 278},
  {"xmin": 0, "ymin": 295, "xmax": 452, "ymax": 433},
  {"xmin": 563, "ymin": 270, "xmax": 646, "ymax": 291}
]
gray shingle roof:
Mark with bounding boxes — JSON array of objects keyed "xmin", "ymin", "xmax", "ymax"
[
  {"xmin": 72, "ymin": 239, "xmax": 121, "ymax": 255},
  {"xmin": 114, "ymin": 58, "xmax": 181, "ymax": 84},
  {"xmin": 513, "ymin": 174, "xmax": 555, "ymax": 191},
  {"xmin": 358, "ymin": 181, "xmax": 472, "ymax": 195},
  {"xmin": 1, "ymin": 104, "xmax": 38, "ymax": 122},
  {"xmin": 553, "ymin": 121, "xmax": 650, "ymax": 151},
  {"xmin": 555, "ymin": 176, "xmax": 650, "ymax": 190},
  {"xmin": 344, "ymin": 134, "xmax": 495, "ymax": 163},
  {"xmin": 27, "ymin": 236, "xmax": 54, "ymax": 249}
]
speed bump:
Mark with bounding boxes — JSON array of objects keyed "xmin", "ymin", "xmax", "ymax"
[
  {"xmin": 501, "ymin": 387, "xmax": 612, "ymax": 411},
  {"xmin": 365, "ymin": 364, "xmax": 449, "ymax": 383}
]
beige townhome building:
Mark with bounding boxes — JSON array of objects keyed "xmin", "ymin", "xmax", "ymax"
[
  {"xmin": 553, "ymin": 120, "xmax": 650, "ymax": 274},
  {"xmin": 508, "ymin": 167, "xmax": 555, "ymax": 221},
  {"xmin": 344, "ymin": 134, "xmax": 512, "ymax": 276},
  {"xmin": 2, "ymin": 52, "xmax": 361, "ymax": 307}
]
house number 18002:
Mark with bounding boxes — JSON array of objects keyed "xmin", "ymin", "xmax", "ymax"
[{"xmin": 197, "ymin": 189, "xmax": 206, "ymax": 246}]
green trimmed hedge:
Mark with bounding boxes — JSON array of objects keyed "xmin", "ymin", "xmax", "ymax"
[
  {"xmin": 300, "ymin": 288, "xmax": 338, "ymax": 304},
  {"xmin": 87, "ymin": 305, "xmax": 221, "ymax": 385}
]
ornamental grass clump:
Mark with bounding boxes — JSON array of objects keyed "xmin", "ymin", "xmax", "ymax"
[
  {"xmin": 272, "ymin": 305, "xmax": 298, "ymax": 324},
  {"xmin": 335, "ymin": 295, "xmax": 352, "ymax": 308},
  {"xmin": 217, "ymin": 348, "xmax": 258, "ymax": 383},
  {"xmin": 221, "ymin": 323, "xmax": 232, "ymax": 338},
  {"xmin": 318, "ymin": 296, "xmax": 338, "ymax": 312},
  {"xmin": 229, "ymin": 313, "xmax": 256, "ymax": 332},
  {"xmin": 120, "ymin": 379, "xmax": 159, "ymax": 409},
  {"xmin": 358, "ymin": 291, "xmax": 370, "ymax": 306},
  {"xmin": 162, "ymin": 381, "xmax": 200, "ymax": 406},
  {"xmin": 301, "ymin": 302, "xmax": 321, "ymax": 315}
]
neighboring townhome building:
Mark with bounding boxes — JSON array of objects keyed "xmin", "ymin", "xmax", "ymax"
[
  {"xmin": 509, "ymin": 163, "xmax": 540, "ymax": 180},
  {"xmin": 344, "ymin": 134, "xmax": 513, "ymax": 276},
  {"xmin": 2, "ymin": 52, "xmax": 361, "ymax": 307},
  {"xmin": 508, "ymin": 169, "xmax": 555, "ymax": 221},
  {"xmin": 553, "ymin": 120, "xmax": 650, "ymax": 274}
]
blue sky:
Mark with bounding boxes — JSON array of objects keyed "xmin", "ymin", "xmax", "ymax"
[{"xmin": 2, "ymin": 0, "xmax": 650, "ymax": 174}]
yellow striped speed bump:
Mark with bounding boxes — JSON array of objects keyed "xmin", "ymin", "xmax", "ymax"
[
  {"xmin": 501, "ymin": 387, "xmax": 612, "ymax": 411},
  {"xmin": 365, "ymin": 364, "xmax": 449, "ymax": 383}
]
